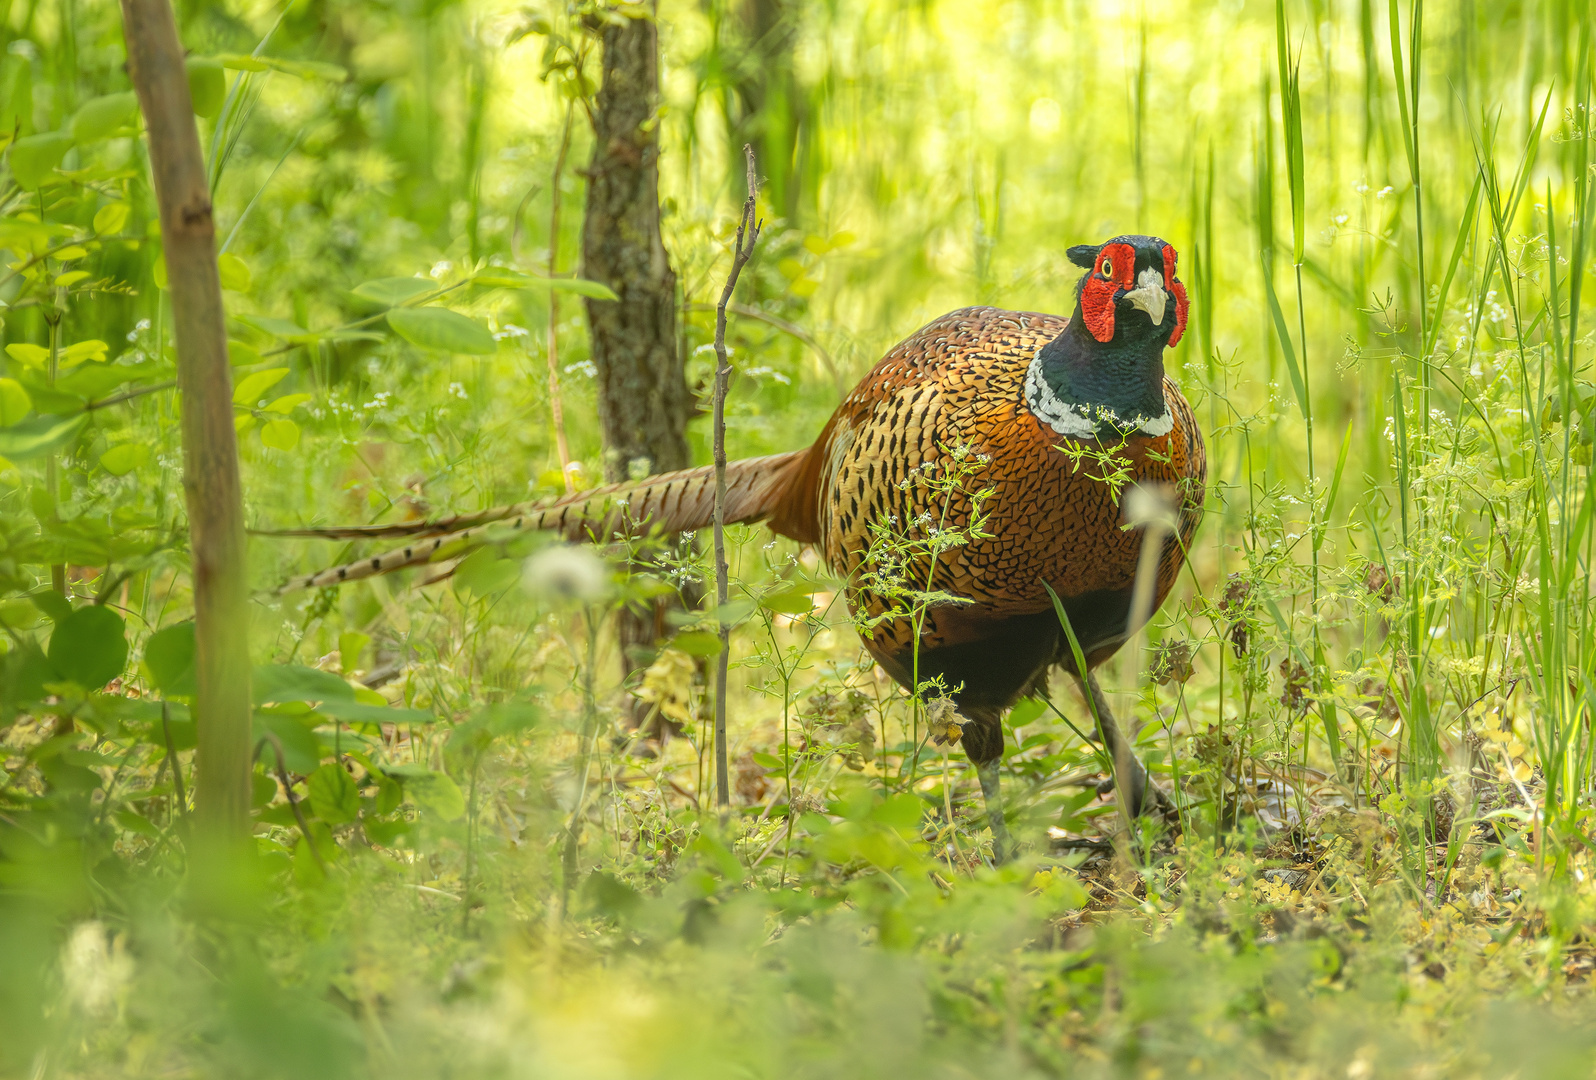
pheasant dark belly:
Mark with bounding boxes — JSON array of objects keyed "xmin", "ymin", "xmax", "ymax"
[{"xmin": 768, "ymin": 305, "xmax": 1206, "ymax": 765}]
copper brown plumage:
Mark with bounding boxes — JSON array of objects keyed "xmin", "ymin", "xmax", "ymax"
[{"xmin": 273, "ymin": 233, "xmax": 1206, "ymax": 855}]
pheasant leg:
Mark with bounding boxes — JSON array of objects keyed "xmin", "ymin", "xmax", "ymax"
[{"xmin": 976, "ymin": 760, "xmax": 1013, "ymax": 864}]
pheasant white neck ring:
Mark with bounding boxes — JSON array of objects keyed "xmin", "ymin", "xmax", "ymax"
[{"xmin": 1024, "ymin": 353, "xmax": 1174, "ymax": 440}]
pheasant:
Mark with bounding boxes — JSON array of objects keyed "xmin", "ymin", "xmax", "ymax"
[{"xmin": 273, "ymin": 234, "xmax": 1206, "ymax": 853}]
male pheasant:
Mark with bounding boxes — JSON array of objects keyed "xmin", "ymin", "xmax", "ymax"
[{"xmin": 276, "ymin": 234, "xmax": 1206, "ymax": 852}]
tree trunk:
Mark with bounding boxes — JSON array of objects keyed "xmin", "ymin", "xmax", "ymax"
[
  {"xmin": 121, "ymin": 0, "xmax": 253, "ymax": 847},
  {"xmin": 582, "ymin": 2, "xmax": 694, "ymax": 723}
]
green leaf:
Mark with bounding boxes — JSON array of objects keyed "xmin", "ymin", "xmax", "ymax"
[
  {"xmin": 405, "ymin": 770, "xmax": 465, "ymax": 822},
  {"xmin": 144, "ymin": 621, "xmax": 196, "ymax": 696},
  {"xmin": 185, "ymin": 57, "xmax": 226, "ymax": 118},
  {"xmin": 10, "ymin": 131, "xmax": 73, "ymax": 189},
  {"xmin": 93, "ymin": 201, "xmax": 130, "ymax": 235},
  {"xmin": 100, "ymin": 442, "xmax": 149, "ymax": 476},
  {"xmin": 60, "ymin": 340, "xmax": 108, "ymax": 367},
  {"xmin": 315, "ymin": 700, "xmax": 436, "ymax": 725},
  {"xmin": 254, "ymin": 712, "xmax": 321, "ymax": 774},
  {"xmin": 0, "ymin": 413, "xmax": 89, "ymax": 460},
  {"xmin": 214, "ymin": 54, "xmax": 347, "ymax": 82},
  {"xmin": 351, "ymin": 277, "xmax": 436, "ymax": 307},
  {"xmin": 0, "ymin": 55, "xmax": 33, "ymax": 136},
  {"xmin": 386, "ymin": 307, "xmax": 496, "ymax": 355},
  {"xmin": 232, "ymin": 367, "xmax": 289, "ymax": 405},
  {"xmin": 30, "ymin": 590, "xmax": 74, "ymax": 623},
  {"xmin": 253, "ymin": 664, "xmax": 355, "ymax": 705},
  {"xmin": 5, "ymin": 344, "xmax": 48, "ymax": 369},
  {"xmin": 69, "ymin": 92, "xmax": 138, "ymax": 143},
  {"xmin": 1008, "ymin": 697, "xmax": 1048, "ymax": 727},
  {"xmin": 262, "ymin": 393, "xmax": 311, "ymax": 415},
  {"xmin": 760, "ymin": 587, "xmax": 815, "ymax": 615},
  {"xmin": 669, "ymin": 630, "xmax": 723, "ymax": 657},
  {"xmin": 0, "ymin": 378, "xmax": 31, "ymax": 425},
  {"xmin": 307, "ymin": 763, "xmax": 359, "ymax": 824},
  {"xmin": 452, "ymin": 547, "xmax": 519, "ymax": 598},
  {"xmin": 471, "ymin": 268, "xmax": 620, "ymax": 300},
  {"xmin": 259, "ymin": 418, "xmax": 300, "ymax": 451},
  {"xmin": 217, "ymin": 252, "xmax": 252, "ymax": 291},
  {"xmin": 47, "ymin": 604, "xmax": 128, "ymax": 689},
  {"xmin": 236, "ymin": 314, "xmax": 314, "ymax": 342}
]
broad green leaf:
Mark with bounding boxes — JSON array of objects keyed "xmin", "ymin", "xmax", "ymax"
[
  {"xmin": 217, "ymin": 252, "xmax": 252, "ymax": 291},
  {"xmin": 0, "ymin": 55, "xmax": 32, "ymax": 135},
  {"xmin": 453, "ymin": 547, "xmax": 519, "ymax": 597},
  {"xmin": 351, "ymin": 277, "xmax": 435, "ymax": 307},
  {"xmin": 236, "ymin": 314, "xmax": 314, "ymax": 341},
  {"xmin": 472, "ymin": 267, "xmax": 620, "ymax": 300},
  {"xmin": 57, "ymin": 361, "xmax": 161, "ymax": 401},
  {"xmin": 259, "ymin": 417, "xmax": 300, "ymax": 451},
  {"xmin": 30, "ymin": 590, "xmax": 74, "ymax": 623},
  {"xmin": 0, "ymin": 379, "xmax": 30, "ymax": 425},
  {"xmin": 60, "ymin": 340, "xmax": 108, "ymax": 368},
  {"xmin": 253, "ymin": 664, "xmax": 355, "ymax": 705},
  {"xmin": 1008, "ymin": 697, "xmax": 1048, "ymax": 727},
  {"xmin": 307, "ymin": 763, "xmax": 359, "ymax": 824},
  {"xmin": 152, "ymin": 253, "xmax": 167, "ymax": 289},
  {"xmin": 47, "ymin": 604, "xmax": 128, "ymax": 689},
  {"xmin": 670, "ymin": 630, "xmax": 723, "ymax": 657},
  {"xmin": 338, "ymin": 631, "xmax": 369, "ymax": 673},
  {"xmin": 262, "ymin": 393, "xmax": 311, "ymax": 415},
  {"xmin": 316, "ymin": 699, "xmax": 436, "ymax": 725},
  {"xmin": 52, "ymin": 270, "xmax": 89, "ymax": 289},
  {"xmin": 760, "ymin": 587, "xmax": 815, "ymax": 615},
  {"xmin": 54, "ymin": 245, "xmax": 88, "ymax": 261},
  {"xmin": 185, "ymin": 57, "xmax": 225, "ymax": 118},
  {"xmin": 0, "ymin": 413, "xmax": 89, "ymax": 460},
  {"xmin": 100, "ymin": 442, "xmax": 149, "ymax": 475},
  {"xmin": 232, "ymin": 367, "xmax": 289, "ymax": 405},
  {"xmin": 5, "ymin": 343, "xmax": 48, "ymax": 368},
  {"xmin": 253, "ymin": 712, "xmax": 321, "ymax": 775},
  {"xmin": 69, "ymin": 92, "xmax": 138, "ymax": 143},
  {"xmin": 144, "ymin": 621, "xmax": 196, "ymax": 696},
  {"xmin": 405, "ymin": 770, "xmax": 465, "ymax": 822},
  {"xmin": 93, "ymin": 202, "xmax": 129, "ymax": 235},
  {"xmin": 10, "ymin": 131, "xmax": 72, "ymax": 189},
  {"xmin": 386, "ymin": 307, "xmax": 496, "ymax": 355},
  {"xmin": 227, "ymin": 339, "xmax": 261, "ymax": 365}
]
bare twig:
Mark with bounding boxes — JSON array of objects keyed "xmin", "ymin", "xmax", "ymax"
[
  {"xmin": 122, "ymin": 0, "xmax": 254, "ymax": 845},
  {"xmin": 712, "ymin": 146, "xmax": 763, "ymax": 812},
  {"xmin": 684, "ymin": 301, "xmax": 842, "ymax": 397}
]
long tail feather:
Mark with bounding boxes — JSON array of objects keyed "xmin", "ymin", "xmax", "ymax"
[{"xmin": 277, "ymin": 451, "xmax": 808, "ymax": 594}]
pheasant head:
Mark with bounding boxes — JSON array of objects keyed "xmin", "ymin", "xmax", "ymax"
[{"xmin": 1024, "ymin": 235, "xmax": 1190, "ymax": 440}]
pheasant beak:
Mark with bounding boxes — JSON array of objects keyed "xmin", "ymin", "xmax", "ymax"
[{"xmin": 1124, "ymin": 267, "xmax": 1167, "ymax": 326}]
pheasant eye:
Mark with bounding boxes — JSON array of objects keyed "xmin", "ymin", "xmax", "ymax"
[{"xmin": 1100, "ymin": 256, "xmax": 1114, "ymax": 278}]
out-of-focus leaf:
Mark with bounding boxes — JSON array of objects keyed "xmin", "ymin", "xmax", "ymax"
[
  {"xmin": 453, "ymin": 547, "xmax": 519, "ymax": 597},
  {"xmin": 236, "ymin": 314, "xmax": 314, "ymax": 342},
  {"xmin": 217, "ymin": 252, "xmax": 252, "ymax": 292},
  {"xmin": 386, "ymin": 307, "xmax": 496, "ymax": 355},
  {"xmin": 60, "ymin": 340, "xmax": 108, "ymax": 368},
  {"xmin": 262, "ymin": 393, "xmax": 311, "ymax": 415},
  {"xmin": 350, "ymin": 277, "xmax": 435, "ymax": 307},
  {"xmin": 47, "ymin": 604, "xmax": 128, "ymax": 689},
  {"xmin": 254, "ymin": 712, "xmax": 321, "ymax": 774},
  {"xmin": 10, "ymin": 131, "xmax": 72, "ymax": 189},
  {"xmin": 307, "ymin": 763, "xmax": 359, "ymax": 824},
  {"xmin": 0, "ymin": 413, "xmax": 89, "ymax": 460},
  {"xmin": 93, "ymin": 201, "xmax": 130, "ymax": 235},
  {"xmin": 472, "ymin": 267, "xmax": 619, "ymax": 300},
  {"xmin": 100, "ymin": 442, "xmax": 149, "ymax": 475},
  {"xmin": 670, "ymin": 630, "xmax": 723, "ymax": 657},
  {"xmin": 228, "ymin": 339, "xmax": 261, "ymax": 365},
  {"xmin": 144, "ymin": 621, "xmax": 196, "ymax": 696},
  {"xmin": 404, "ymin": 770, "xmax": 465, "ymax": 821},
  {"xmin": 0, "ymin": 378, "xmax": 30, "ymax": 425},
  {"xmin": 233, "ymin": 367, "xmax": 289, "ymax": 405},
  {"xmin": 5, "ymin": 343, "xmax": 49, "ymax": 368},
  {"xmin": 185, "ymin": 57, "xmax": 225, "ymax": 118},
  {"xmin": 253, "ymin": 664, "xmax": 355, "ymax": 706},
  {"xmin": 259, "ymin": 418, "xmax": 300, "ymax": 451},
  {"xmin": 69, "ymin": 92, "xmax": 138, "ymax": 143}
]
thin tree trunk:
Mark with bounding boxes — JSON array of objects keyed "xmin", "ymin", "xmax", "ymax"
[
  {"xmin": 581, "ymin": 1, "xmax": 693, "ymax": 719},
  {"xmin": 122, "ymin": 0, "xmax": 252, "ymax": 846}
]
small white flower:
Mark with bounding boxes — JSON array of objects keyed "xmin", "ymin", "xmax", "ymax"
[{"xmin": 61, "ymin": 922, "xmax": 131, "ymax": 1018}]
